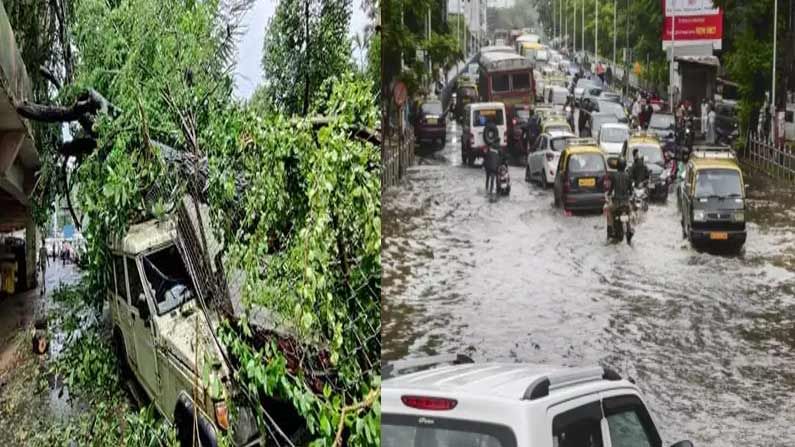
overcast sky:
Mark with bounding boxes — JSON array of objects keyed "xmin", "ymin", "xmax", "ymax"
[{"xmin": 233, "ymin": 0, "xmax": 370, "ymax": 99}]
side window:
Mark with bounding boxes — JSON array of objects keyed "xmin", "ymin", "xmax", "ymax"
[
  {"xmin": 113, "ymin": 255, "xmax": 128, "ymax": 303},
  {"xmin": 126, "ymin": 258, "xmax": 145, "ymax": 305},
  {"xmin": 552, "ymin": 401, "xmax": 604, "ymax": 447},
  {"xmin": 603, "ymin": 395, "xmax": 661, "ymax": 447}
]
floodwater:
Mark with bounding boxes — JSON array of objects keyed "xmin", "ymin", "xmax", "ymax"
[{"xmin": 382, "ymin": 120, "xmax": 795, "ymax": 446}]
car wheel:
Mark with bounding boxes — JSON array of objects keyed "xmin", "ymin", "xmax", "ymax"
[
  {"xmin": 539, "ymin": 170, "xmax": 548, "ymax": 189},
  {"xmin": 525, "ymin": 165, "xmax": 530, "ymax": 182},
  {"xmin": 554, "ymin": 192, "xmax": 560, "ymax": 207}
]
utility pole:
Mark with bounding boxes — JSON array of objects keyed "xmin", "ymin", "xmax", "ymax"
[
  {"xmin": 573, "ymin": 0, "xmax": 577, "ymax": 54},
  {"xmin": 613, "ymin": 0, "xmax": 617, "ymax": 67},
  {"xmin": 560, "ymin": 0, "xmax": 564, "ymax": 48},
  {"xmin": 581, "ymin": 0, "xmax": 584, "ymax": 56},
  {"xmin": 595, "ymin": 0, "xmax": 598, "ymax": 62},
  {"xmin": 772, "ymin": 0, "xmax": 779, "ymax": 140},
  {"xmin": 670, "ymin": 2, "xmax": 675, "ymax": 112}
]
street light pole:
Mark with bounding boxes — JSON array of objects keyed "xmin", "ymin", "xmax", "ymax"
[
  {"xmin": 670, "ymin": 2, "xmax": 676, "ymax": 112},
  {"xmin": 613, "ymin": 0, "xmax": 617, "ymax": 67},
  {"xmin": 595, "ymin": 0, "xmax": 598, "ymax": 62},
  {"xmin": 772, "ymin": 0, "xmax": 778, "ymax": 140},
  {"xmin": 581, "ymin": 0, "xmax": 584, "ymax": 56}
]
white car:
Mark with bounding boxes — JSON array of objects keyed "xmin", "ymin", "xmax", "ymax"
[
  {"xmin": 462, "ymin": 102, "xmax": 509, "ymax": 166},
  {"xmin": 526, "ymin": 130, "xmax": 575, "ymax": 187},
  {"xmin": 546, "ymin": 85, "xmax": 569, "ymax": 106},
  {"xmin": 382, "ymin": 355, "xmax": 694, "ymax": 447},
  {"xmin": 597, "ymin": 123, "xmax": 630, "ymax": 165}
]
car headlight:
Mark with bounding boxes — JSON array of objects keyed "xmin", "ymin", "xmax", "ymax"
[
  {"xmin": 693, "ymin": 210, "xmax": 706, "ymax": 222},
  {"xmin": 734, "ymin": 211, "xmax": 745, "ymax": 222}
]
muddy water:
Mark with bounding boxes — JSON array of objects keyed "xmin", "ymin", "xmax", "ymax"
[{"xmin": 382, "ymin": 121, "xmax": 795, "ymax": 446}]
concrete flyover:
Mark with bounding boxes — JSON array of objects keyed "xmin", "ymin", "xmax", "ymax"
[{"xmin": 0, "ymin": 1, "xmax": 41, "ymax": 290}]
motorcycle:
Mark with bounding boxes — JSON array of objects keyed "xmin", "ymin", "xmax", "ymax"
[
  {"xmin": 497, "ymin": 163, "xmax": 511, "ymax": 196},
  {"xmin": 631, "ymin": 180, "xmax": 649, "ymax": 213},
  {"xmin": 605, "ymin": 195, "xmax": 633, "ymax": 245}
]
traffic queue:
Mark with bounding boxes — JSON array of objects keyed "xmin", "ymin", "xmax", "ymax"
[{"xmin": 417, "ymin": 31, "xmax": 747, "ymax": 250}]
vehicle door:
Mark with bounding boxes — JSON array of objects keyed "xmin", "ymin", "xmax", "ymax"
[
  {"xmin": 554, "ymin": 150, "xmax": 568, "ymax": 200},
  {"xmin": 112, "ymin": 253, "xmax": 137, "ymax": 368},
  {"xmin": 681, "ymin": 165, "xmax": 695, "ymax": 219},
  {"xmin": 127, "ymin": 256, "xmax": 161, "ymax": 398},
  {"xmin": 546, "ymin": 395, "xmax": 609, "ymax": 447},
  {"xmin": 600, "ymin": 390, "xmax": 662, "ymax": 447}
]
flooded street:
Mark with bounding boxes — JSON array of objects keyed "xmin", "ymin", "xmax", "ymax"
[{"xmin": 382, "ymin": 120, "xmax": 795, "ymax": 446}]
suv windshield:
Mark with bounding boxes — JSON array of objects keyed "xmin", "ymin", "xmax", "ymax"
[
  {"xmin": 649, "ymin": 114, "xmax": 674, "ymax": 130},
  {"xmin": 569, "ymin": 153, "xmax": 605, "ymax": 173},
  {"xmin": 383, "ymin": 416, "xmax": 517, "ymax": 447},
  {"xmin": 633, "ymin": 145, "xmax": 664, "ymax": 165},
  {"xmin": 473, "ymin": 109, "xmax": 505, "ymax": 126},
  {"xmin": 142, "ymin": 244, "xmax": 194, "ymax": 315},
  {"xmin": 695, "ymin": 169, "xmax": 743, "ymax": 198},
  {"xmin": 601, "ymin": 128, "xmax": 629, "ymax": 143}
]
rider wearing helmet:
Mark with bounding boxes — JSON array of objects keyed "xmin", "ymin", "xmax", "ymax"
[
  {"xmin": 607, "ymin": 157, "xmax": 633, "ymax": 238},
  {"xmin": 630, "ymin": 148, "xmax": 650, "ymax": 187}
]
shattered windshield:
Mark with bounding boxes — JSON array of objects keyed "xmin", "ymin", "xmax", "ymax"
[{"xmin": 142, "ymin": 244, "xmax": 194, "ymax": 315}]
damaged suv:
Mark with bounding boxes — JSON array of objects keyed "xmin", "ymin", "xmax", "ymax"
[{"xmin": 108, "ymin": 218, "xmax": 260, "ymax": 446}]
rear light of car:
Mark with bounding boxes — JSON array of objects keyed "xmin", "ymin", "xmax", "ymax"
[
  {"xmin": 401, "ymin": 395, "xmax": 458, "ymax": 411},
  {"xmin": 468, "ymin": 132, "xmax": 474, "ymax": 143},
  {"xmin": 545, "ymin": 153, "xmax": 554, "ymax": 162}
]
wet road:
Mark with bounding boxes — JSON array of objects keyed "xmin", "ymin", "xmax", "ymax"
[{"xmin": 382, "ymin": 119, "xmax": 795, "ymax": 446}]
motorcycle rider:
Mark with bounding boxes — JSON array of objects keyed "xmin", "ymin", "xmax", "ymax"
[
  {"xmin": 630, "ymin": 148, "xmax": 650, "ymax": 187},
  {"xmin": 607, "ymin": 158, "xmax": 633, "ymax": 239}
]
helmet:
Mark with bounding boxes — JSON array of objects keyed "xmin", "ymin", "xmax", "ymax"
[{"xmin": 617, "ymin": 158, "xmax": 627, "ymax": 171}]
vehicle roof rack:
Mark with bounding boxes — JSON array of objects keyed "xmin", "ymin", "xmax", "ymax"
[
  {"xmin": 691, "ymin": 145, "xmax": 736, "ymax": 160},
  {"xmin": 565, "ymin": 137, "xmax": 597, "ymax": 147},
  {"xmin": 522, "ymin": 366, "xmax": 621, "ymax": 400},
  {"xmin": 383, "ymin": 354, "xmax": 475, "ymax": 379}
]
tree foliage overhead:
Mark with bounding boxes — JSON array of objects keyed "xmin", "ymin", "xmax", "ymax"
[
  {"xmin": 261, "ymin": 0, "xmax": 353, "ymax": 116},
  {"xmin": 17, "ymin": 0, "xmax": 381, "ymax": 444}
]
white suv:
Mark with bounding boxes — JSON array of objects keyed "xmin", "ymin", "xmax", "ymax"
[
  {"xmin": 382, "ymin": 355, "xmax": 694, "ymax": 447},
  {"xmin": 526, "ymin": 130, "xmax": 575, "ymax": 187},
  {"xmin": 461, "ymin": 102, "xmax": 508, "ymax": 166}
]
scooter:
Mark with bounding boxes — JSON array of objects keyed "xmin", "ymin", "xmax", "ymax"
[
  {"xmin": 631, "ymin": 180, "xmax": 649, "ymax": 213},
  {"xmin": 605, "ymin": 196, "xmax": 633, "ymax": 245}
]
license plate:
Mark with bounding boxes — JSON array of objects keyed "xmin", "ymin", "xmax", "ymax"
[
  {"xmin": 578, "ymin": 178, "xmax": 596, "ymax": 187},
  {"xmin": 619, "ymin": 215, "xmax": 629, "ymax": 222},
  {"xmin": 427, "ymin": 118, "xmax": 438, "ymax": 125},
  {"xmin": 710, "ymin": 232, "xmax": 729, "ymax": 240}
]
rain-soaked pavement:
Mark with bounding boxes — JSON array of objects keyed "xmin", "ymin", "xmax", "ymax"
[{"xmin": 382, "ymin": 119, "xmax": 795, "ymax": 446}]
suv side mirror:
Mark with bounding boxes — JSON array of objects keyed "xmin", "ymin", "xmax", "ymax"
[{"xmin": 670, "ymin": 441, "xmax": 694, "ymax": 447}]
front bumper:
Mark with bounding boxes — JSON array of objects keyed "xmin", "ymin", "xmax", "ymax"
[{"xmin": 563, "ymin": 192, "xmax": 606, "ymax": 211}]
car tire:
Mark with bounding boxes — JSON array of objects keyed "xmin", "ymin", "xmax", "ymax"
[
  {"xmin": 539, "ymin": 170, "xmax": 548, "ymax": 189},
  {"xmin": 525, "ymin": 165, "xmax": 531, "ymax": 182}
]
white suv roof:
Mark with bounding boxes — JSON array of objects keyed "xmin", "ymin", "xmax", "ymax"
[{"xmin": 383, "ymin": 355, "xmax": 635, "ymax": 404}]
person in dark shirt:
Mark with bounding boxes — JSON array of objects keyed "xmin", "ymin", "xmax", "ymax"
[
  {"xmin": 607, "ymin": 158, "xmax": 633, "ymax": 238},
  {"xmin": 483, "ymin": 122, "xmax": 501, "ymax": 195},
  {"xmin": 630, "ymin": 148, "xmax": 649, "ymax": 186}
]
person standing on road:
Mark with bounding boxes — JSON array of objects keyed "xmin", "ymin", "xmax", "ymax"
[
  {"xmin": 38, "ymin": 239, "xmax": 48, "ymax": 296},
  {"xmin": 483, "ymin": 122, "xmax": 501, "ymax": 196},
  {"xmin": 700, "ymin": 98, "xmax": 709, "ymax": 136},
  {"xmin": 707, "ymin": 105, "xmax": 717, "ymax": 144}
]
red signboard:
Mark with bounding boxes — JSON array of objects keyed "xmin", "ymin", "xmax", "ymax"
[
  {"xmin": 661, "ymin": 0, "xmax": 723, "ymax": 44},
  {"xmin": 662, "ymin": 12, "xmax": 723, "ymax": 42}
]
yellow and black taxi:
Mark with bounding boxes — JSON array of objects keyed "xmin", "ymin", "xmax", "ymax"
[
  {"xmin": 553, "ymin": 138, "xmax": 608, "ymax": 212},
  {"xmin": 677, "ymin": 147, "xmax": 747, "ymax": 247},
  {"xmin": 541, "ymin": 115, "xmax": 572, "ymax": 135},
  {"xmin": 621, "ymin": 133, "xmax": 673, "ymax": 201}
]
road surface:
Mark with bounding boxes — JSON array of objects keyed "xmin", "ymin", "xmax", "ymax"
[{"xmin": 382, "ymin": 119, "xmax": 795, "ymax": 446}]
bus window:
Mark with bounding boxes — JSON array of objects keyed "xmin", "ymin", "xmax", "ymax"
[
  {"xmin": 492, "ymin": 74, "xmax": 510, "ymax": 92},
  {"xmin": 512, "ymin": 73, "xmax": 531, "ymax": 90}
]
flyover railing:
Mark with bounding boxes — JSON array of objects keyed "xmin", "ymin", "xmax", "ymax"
[{"xmin": 743, "ymin": 132, "xmax": 795, "ymax": 181}]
